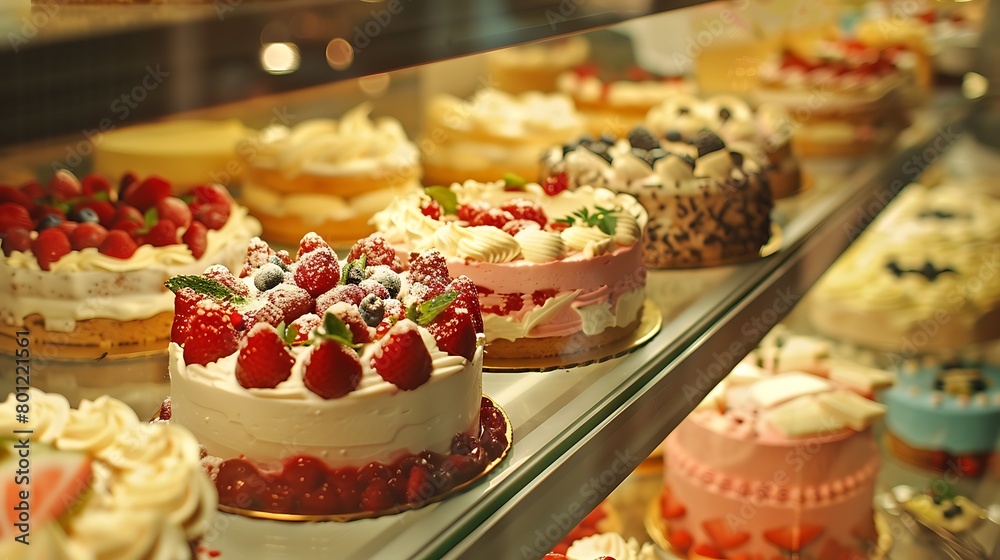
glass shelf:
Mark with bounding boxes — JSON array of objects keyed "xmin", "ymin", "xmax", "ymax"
[{"xmin": 190, "ymin": 96, "xmax": 971, "ymax": 559}]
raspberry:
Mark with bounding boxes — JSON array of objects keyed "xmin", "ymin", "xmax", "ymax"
[
  {"xmin": 80, "ymin": 174, "xmax": 112, "ymax": 197},
  {"xmin": 296, "ymin": 231, "xmax": 330, "ymax": 259},
  {"xmin": 194, "ymin": 203, "xmax": 230, "ymax": 230},
  {"xmin": 156, "ymin": 197, "xmax": 193, "ymax": 231},
  {"xmin": 240, "ymin": 238, "xmax": 274, "ymax": 277},
  {"xmin": 31, "ymin": 228, "xmax": 71, "ymax": 271},
  {"xmin": 71, "ymin": 200, "xmax": 115, "ymax": 227},
  {"xmin": 499, "ymin": 199, "xmax": 546, "ymax": 227},
  {"xmin": 303, "ymin": 340, "xmax": 362, "ymax": 399},
  {"xmin": 420, "ymin": 200, "xmax": 442, "ymax": 220},
  {"xmin": 501, "ymin": 219, "xmax": 540, "ymax": 237},
  {"xmin": 470, "ymin": 208, "xmax": 513, "ymax": 229},
  {"xmin": 542, "ymin": 172, "xmax": 569, "ymax": 196},
  {"xmin": 182, "ymin": 221, "xmax": 208, "ymax": 259},
  {"xmin": 360, "ymin": 478, "xmax": 395, "ymax": 511},
  {"xmin": 170, "ymin": 287, "xmax": 203, "ymax": 343},
  {"xmin": 182, "ymin": 299, "xmax": 239, "ymax": 366},
  {"xmin": 48, "ymin": 169, "xmax": 83, "ymax": 201},
  {"xmin": 456, "ymin": 201, "xmax": 489, "ymax": 223},
  {"xmin": 1, "ymin": 228, "xmax": 31, "ymax": 256},
  {"xmin": 0, "ymin": 203, "xmax": 33, "ymax": 236},
  {"xmin": 288, "ymin": 313, "xmax": 321, "ymax": 343},
  {"xmin": 316, "ymin": 284, "xmax": 366, "ymax": 315},
  {"xmin": 326, "ymin": 302, "xmax": 373, "ymax": 344},
  {"xmin": 406, "ymin": 464, "xmax": 434, "ymax": 505},
  {"xmin": 293, "ymin": 247, "xmax": 340, "ymax": 297},
  {"xmin": 69, "ymin": 223, "xmax": 109, "ymax": 251},
  {"xmin": 235, "ymin": 323, "xmax": 295, "ymax": 389},
  {"xmin": 347, "ymin": 233, "xmax": 402, "ymax": 271},
  {"xmin": 122, "ymin": 175, "xmax": 171, "ymax": 211},
  {"xmin": 358, "ymin": 279, "xmax": 389, "ymax": 300},
  {"xmin": 145, "ymin": 219, "xmax": 179, "ymax": 247},
  {"xmin": 371, "ymin": 320, "xmax": 433, "ymax": 390},
  {"xmin": 98, "ymin": 230, "xmax": 138, "ymax": 259},
  {"xmin": 408, "ymin": 249, "xmax": 450, "ymax": 288},
  {"xmin": 267, "ymin": 284, "xmax": 314, "ymax": 324},
  {"xmin": 203, "ymin": 264, "xmax": 250, "ymax": 296}
]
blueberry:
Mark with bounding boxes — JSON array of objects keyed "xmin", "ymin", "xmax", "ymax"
[
  {"xmin": 730, "ymin": 151, "xmax": 745, "ymax": 168},
  {"xmin": 367, "ymin": 266, "xmax": 401, "ymax": 298},
  {"xmin": 268, "ymin": 255, "xmax": 289, "ymax": 271},
  {"xmin": 689, "ymin": 129, "xmax": 726, "ymax": 157},
  {"xmin": 254, "ymin": 263, "xmax": 285, "ymax": 292},
  {"xmin": 36, "ymin": 214, "xmax": 62, "ymax": 231},
  {"xmin": 72, "ymin": 208, "xmax": 100, "ymax": 223},
  {"xmin": 627, "ymin": 126, "xmax": 660, "ymax": 151},
  {"xmin": 359, "ymin": 294, "xmax": 385, "ymax": 327},
  {"xmin": 665, "ymin": 130, "xmax": 683, "ymax": 142}
]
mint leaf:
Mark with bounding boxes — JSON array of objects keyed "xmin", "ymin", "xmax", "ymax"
[
  {"xmin": 406, "ymin": 290, "xmax": 458, "ymax": 326},
  {"xmin": 424, "ymin": 186, "xmax": 458, "ymax": 215},
  {"xmin": 164, "ymin": 275, "xmax": 247, "ymax": 305},
  {"xmin": 278, "ymin": 322, "xmax": 300, "ymax": 346},
  {"xmin": 315, "ymin": 312, "xmax": 362, "ymax": 348},
  {"xmin": 92, "ymin": 190, "xmax": 110, "ymax": 202},
  {"xmin": 556, "ymin": 205, "xmax": 621, "ymax": 236},
  {"xmin": 338, "ymin": 253, "xmax": 367, "ymax": 285},
  {"xmin": 144, "ymin": 207, "xmax": 158, "ymax": 228},
  {"xmin": 502, "ymin": 172, "xmax": 526, "ymax": 189}
]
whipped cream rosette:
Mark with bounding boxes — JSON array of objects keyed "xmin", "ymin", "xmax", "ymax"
[
  {"xmin": 542, "ymin": 126, "xmax": 773, "ymax": 268},
  {"xmin": 241, "ymin": 103, "xmax": 421, "ymax": 245},
  {"xmin": 373, "ymin": 179, "xmax": 648, "ymax": 359},
  {"xmin": 0, "ymin": 389, "xmax": 216, "ymax": 560},
  {"xmin": 420, "ymin": 89, "xmax": 583, "ymax": 186},
  {"xmin": 0, "ymin": 171, "xmax": 260, "ymax": 349},
  {"xmin": 812, "ymin": 183, "xmax": 1000, "ymax": 350}
]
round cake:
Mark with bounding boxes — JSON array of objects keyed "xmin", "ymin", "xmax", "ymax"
[
  {"xmin": 0, "ymin": 171, "xmax": 260, "ymax": 349},
  {"xmin": 557, "ymin": 64, "xmax": 697, "ymax": 137},
  {"xmin": 644, "ymin": 94, "xmax": 803, "ymax": 199},
  {"xmin": 167, "ymin": 232, "xmax": 503, "ymax": 516},
  {"xmin": 811, "ymin": 183, "xmax": 1000, "ymax": 351},
  {"xmin": 241, "ymin": 104, "xmax": 421, "ymax": 245},
  {"xmin": 0, "ymin": 389, "xmax": 216, "ymax": 558},
  {"xmin": 420, "ymin": 89, "xmax": 583, "ymax": 186},
  {"xmin": 542, "ymin": 127, "xmax": 773, "ymax": 268},
  {"xmin": 753, "ymin": 42, "xmax": 911, "ymax": 157},
  {"xmin": 880, "ymin": 353, "xmax": 1000, "ymax": 476},
  {"xmin": 487, "ymin": 36, "xmax": 590, "ymax": 94},
  {"xmin": 373, "ymin": 180, "xmax": 647, "ymax": 359}
]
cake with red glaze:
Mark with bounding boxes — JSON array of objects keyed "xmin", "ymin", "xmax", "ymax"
[
  {"xmin": 373, "ymin": 179, "xmax": 647, "ymax": 359},
  {"xmin": 166, "ymin": 232, "xmax": 504, "ymax": 516},
  {"xmin": 0, "ymin": 170, "xmax": 260, "ymax": 349},
  {"xmin": 660, "ymin": 329, "xmax": 892, "ymax": 560}
]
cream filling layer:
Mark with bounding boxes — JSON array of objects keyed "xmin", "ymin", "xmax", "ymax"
[
  {"xmin": 0, "ymin": 207, "xmax": 261, "ymax": 331},
  {"xmin": 168, "ymin": 329, "xmax": 483, "ymax": 469},
  {"xmin": 241, "ymin": 180, "xmax": 420, "ymax": 222}
]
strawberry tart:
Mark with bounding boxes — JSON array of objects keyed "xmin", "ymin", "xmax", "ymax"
[
  {"xmin": 644, "ymin": 94, "xmax": 804, "ymax": 199},
  {"xmin": 557, "ymin": 64, "xmax": 697, "ymax": 137},
  {"xmin": 0, "ymin": 170, "xmax": 261, "ymax": 349},
  {"xmin": 420, "ymin": 89, "xmax": 584, "ymax": 186},
  {"xmin": 241, "ymin": 104, "xmax": 421, "ymax": 245},
  {"xmin": 373, "ymin": 180, "xmax": 647, "ymax": 359},
  {"xmin": 542, "ymin": 126, "xmax": 773, "ymax": 268},
  {"xmin": 0, "ymin": 389, "xmax": 217, "ymax": 558},
  {"xmin": 659, "ymin": 329, "xmax": 892, "ymax": 560},
  {"xmin": 165, "ymin": 232, "xmax": 506, "ymax": 516},
  {"xmin": 753, "ymin": 42, "xmax": 911, "ymax": 157}
]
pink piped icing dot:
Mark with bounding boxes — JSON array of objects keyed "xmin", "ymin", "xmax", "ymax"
[
  {"xmin": 845, "ymin": 475, "xmax": 857, "ymax": 491},
  {"xmin": 776, "ymin": 488, "xmax": 790, "ymax": 502},
  {"xmin": 818, "ymin": 485, "xmax": 831, "ymax": 501},
  {"xmin": 719, "ymin": 478, "xmax": 732, "ymax": 491},
  {"xmin": 832, "ymin": 480, "xmax": 845, "ymax": 496},
  {"xmin": 736, "ymin": 481, "xmax": 751, "ymax": 496},
  {"xmin": 803, "ymin": 487, "xmax": 817, "ymax": 503},
  {"xmin": 788, "ymin": 487, "xmax": 802, "ymax": 503},
  {"xmin": 701, "ymin": 471, "xmax": 715, "ymax": 484}
]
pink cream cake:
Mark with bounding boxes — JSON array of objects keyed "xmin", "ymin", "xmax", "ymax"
[{"xmin": 373, "ymin": 180, "xmax": 647, "ymax": 359}]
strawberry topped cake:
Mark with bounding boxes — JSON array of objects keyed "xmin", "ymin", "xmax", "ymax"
[
  {"xmin": 165, "ymin": 232, "xmax": 506, "ymax": 516},
  {"xmin": 0, "ymin": 170, "xmax": 260, "ymax": 349},
  {"xmin": 373, "ymin": 180, "xmax": 647, "ymax": 359},
  {"xmin": 0, "ymin": 389, "xmax": 217, "ymax": 559}
]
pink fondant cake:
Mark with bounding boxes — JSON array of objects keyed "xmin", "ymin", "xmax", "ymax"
[
  {"xmin": 373, "ymin": 179, "xmax": 648, "ymax": 359},
  {"xmin": 661, "ymin": 328, "xmax": 892, "ymax": 559}
]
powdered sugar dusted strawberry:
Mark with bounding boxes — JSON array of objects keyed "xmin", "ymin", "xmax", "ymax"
[
  {"xmin": 240, "ymin": 238, "xmax": 275, "ymax": 278},
  {"xmin": 326, "ymin": 302, "xmax": 373, "ymax": 344},
  {"xmin": 347, "ymin": 233, "xmax": 402, "ymax": 271},
  {"xmin": 447, "ymin": 276, "xmax": 483, "ymax": 333},
  {"xmin": 171, "ymin": 287, "xmax": 203, "ymax": 343},
  {"xmin": 294, "ymin": 247, "xmax": 340, "ymax": 297},
  {"xmin": 297, "ymin": 231, "xmax": 330, "ymax": 258},
  {"xmin": 372, "ymin": 320, "xmax": 433, "ymax": 390},
  {"xmin": 236, "ymin": 323, "xmax": 294, "ymax": 389},
  {"xmin": 204, "ymin": 264, "xmax": 250, "ymax": 296},
  {"xmin": 316, "ymin": 284, "xmax": 366, "ymax": 315},
  {"xmin": 303, "ymin": 340, "xmax": 362, "ymax": 399},
  {"xmin": 288, "ymin": 313, "xmax": 321, "ymax": 343},
  {"xmin": 266, "ymin": 284, "xmax": 314, "ymax": 324},
  {"xmin": 182, "ymin": 299, "xmax": 239, "ymax": 366},
  {"xmin": 407, "ymin": 249, "xmax": 450, "ymax": 288}
]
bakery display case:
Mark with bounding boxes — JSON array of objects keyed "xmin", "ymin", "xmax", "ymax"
[{"xmin": 2, "ymin": 0, "xmax": 999, "ymax": 558}]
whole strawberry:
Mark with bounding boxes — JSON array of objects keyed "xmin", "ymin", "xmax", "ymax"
[
  {"xmin": 182, "ymin": 299, "xmax": 239, "ymax": 366},
  {"xmin": 293, "ymin": 246, "xmax": 340, "ymax": 297},
  {"xmin": 236, "ymin": 323, "xmax": 295, "ymax": 389},
  {"xmin": 372, "ymin": 320, "xmax": 433, "ymax": 390},
  {"xmin": 303, "ymin": 340, "xmax": 362, "ymax": 399}
]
